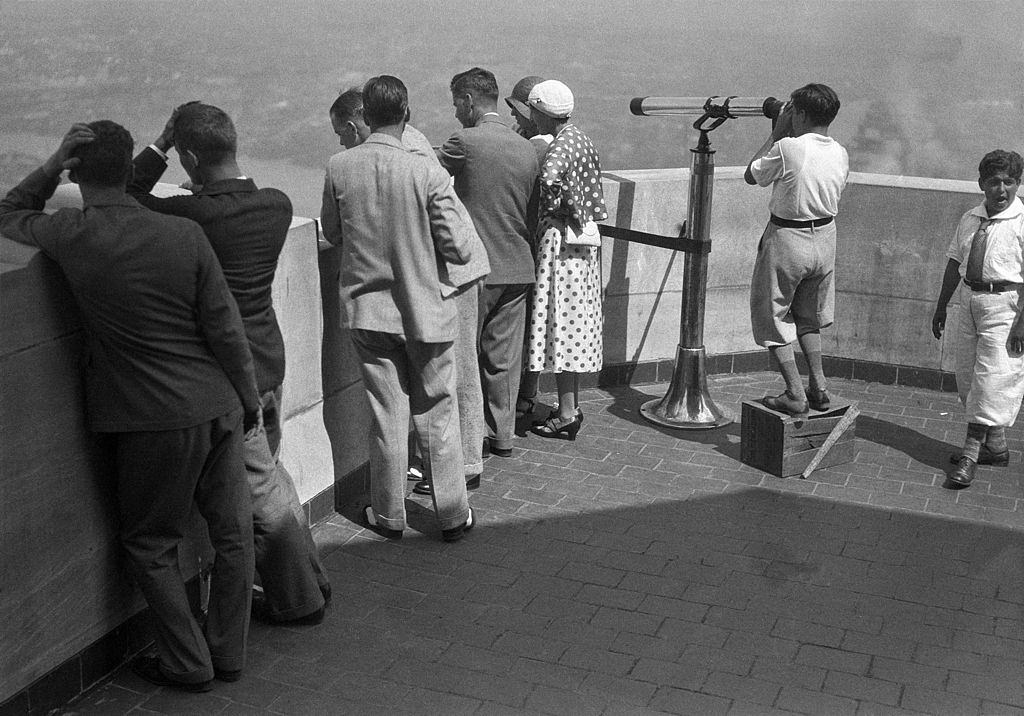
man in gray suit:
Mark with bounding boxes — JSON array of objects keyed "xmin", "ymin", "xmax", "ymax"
[
  {"xmin": 320, "ymin": 76, "xmax": 481, "ymax": 541},
  {"xmin": 327, "ymin": 86, "xmax": 490, "ymax": 495},
  {"xmin": 438, "ymin": 67, "xmax": 539, "ymax": 460}
]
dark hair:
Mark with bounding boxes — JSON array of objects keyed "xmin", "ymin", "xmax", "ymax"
[
  {"xmin": 450, "ymin": 67, "xmax": 499, "ymax": 102},
  {"xmin": 71, "ymin": 120, "xmax": 133, "ymax": 186},
  {"xmin": 790, "ymin": 83, "xmax": 840, "ymax": 126},
  {"xmin": 330, "ymin": 87, "xmax": 363, "ymax": 123},
  {"xmin": 979, "ymin": 150, "xmax": 1024, "ymax": 182},
  {"xmin": 173, "ymin": 103, "xmax": 237, "ymax": 163},
  {"xmin": 362, "ymin": 75, "xmax": 408, "ymax": 127}
]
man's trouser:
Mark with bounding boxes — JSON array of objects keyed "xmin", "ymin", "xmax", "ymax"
[
  {"xmin": 246, "ymin": 386, "xmax": 329, "ymax": 620},
  {"xmin": 479, "ymin": 283, "xmax": 530, "ymax": 451},
  {"xmin": 351, "ymin": 329, "xmax": 470, "ymax": 532},
  {"xmin": 115, "ymin": 408, "xmax": 254, "ymax": 684}
]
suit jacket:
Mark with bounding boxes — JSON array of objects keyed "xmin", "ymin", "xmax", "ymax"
[
  {"xmin": 437, "ymin": 114, "xmax": 538, "ymax": 284},
  {"xmin": 319, "ymin": 132, "xmax": 483, "ymax": 343},
  {"xmin": 321, "ymin": 124, "xmax": 489, "ymax": 297},
  {"xmin": 0, "ymin": 168, "xmax": 259, "ymax": 432},
  {"xmin": 128, "ymin": 147, "xmax": 291, "ymax": 393}
]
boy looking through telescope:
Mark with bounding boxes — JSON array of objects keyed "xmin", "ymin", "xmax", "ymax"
[{"xmin": 744, "ymin": 83, "xmax": 849, "ymax": 416}]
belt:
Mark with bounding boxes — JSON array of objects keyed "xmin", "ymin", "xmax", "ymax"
[
  {"xmin": 963, "ymin": 279, "xmax": 1024, "ymax": 293},
  {"xmin": 770, "ymin": 214, "xmax": 834, "ymax": 229}
]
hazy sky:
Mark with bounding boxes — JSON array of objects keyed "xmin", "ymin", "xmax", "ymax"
[{"xmin": 2, "ymin": 0, "xmax": 1021, "ymax": 215}]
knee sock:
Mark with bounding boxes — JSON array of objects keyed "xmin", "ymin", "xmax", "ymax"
[
  {"xmin": 797, "ymin": 331, "xmax": 825, "ymax": 392},
  {"xmin": 963, "ymin": 422, "xmax": 988, "ymax": 462},
  {"xmin": 769, "ymin": 344, "xmax": 803, "ymax": 398},
  {"xmin": 986, "ymin": 426, "xmax": 1007, "ymax": 454}
]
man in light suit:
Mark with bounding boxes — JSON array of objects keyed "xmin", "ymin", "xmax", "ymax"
[
  {"xmin": 128, "ymin": 103, "xmax": 330, "ymax": 626},
  {"xmin": 437, "ymin": 67, "xmax": 539, "ymax": 461},
  {"xmin": 326, "ymin": 86, "xmax": 490, "ymax": 494},
  {"xmin": 320, "ymin": 76, "xmax": 482, "ymax": 541}
]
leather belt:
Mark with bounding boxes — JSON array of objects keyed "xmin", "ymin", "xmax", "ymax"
[
  {"xmin": 963, "ymin": 279, "xmax": 1024, "ymax": 293},
  {"xmin": 770, "ymin": 214, "xmax": 834, "ymax": 229}
]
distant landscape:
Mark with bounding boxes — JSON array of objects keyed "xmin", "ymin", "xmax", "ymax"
[{"xmin": 2, "ymin": 0, "xmax": 1021, "ymax": 218}]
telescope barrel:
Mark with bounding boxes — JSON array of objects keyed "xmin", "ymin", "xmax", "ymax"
[{"xmin": 630, "ymin": 96, "xmax": 782, "ymax": 118}]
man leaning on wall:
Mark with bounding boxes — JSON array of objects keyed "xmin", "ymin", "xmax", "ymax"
[
  {"xmin": 128, "ymin": 103, "xmax": 331, "ymax": 626},
  {"xmin": 0, "ymin": 122, "xmax": 259, "ymax": 691}
]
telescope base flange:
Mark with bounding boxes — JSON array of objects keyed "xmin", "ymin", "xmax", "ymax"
[{"xmin": 639, "ymin": 346, "xmax": 733, "ymax": 430}]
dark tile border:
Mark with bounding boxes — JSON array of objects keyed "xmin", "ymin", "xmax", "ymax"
[{"xmin": 544, "ymin": 351, "xmax": 955, "ymax": 394}]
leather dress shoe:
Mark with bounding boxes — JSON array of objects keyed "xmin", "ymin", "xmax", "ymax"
[
  {"xmin": 944, "ymin": 456, "xmax": 977, "ymax": 489},
  {"xmin": 948, "ymin": 445, "xmax": 1009, "ymax": 467},
  {"xmin": 214, "ymin": 667, "xmax": 242, "ymax": 683},
  {"xmin": 131, "ymin": 656, "xmax": 212, "ymax": 692},
  {"xmin": 361, "ymin": 505, "xmax": 402, "ymax": 539},
  {"xmin": 484, "ymin": 439, "xmax": 512, "ymax": 458},
  {"xmin": 805, "ymin": 387, "xmax": 830, "ymax": 412},
  {"xmin": 762, "ymin": 391, "xmax": 808, "ymax": 416},
  {"xmin": 413, "ymin": 475, "xmax": 480, "ymax": 496},
  {"xmin": 442, "ymin": 507, "xmax": 475, "ymax": 542},
  {"xmin": 252, "ymin": 596, "xmax": 325, "ymax": 626}
]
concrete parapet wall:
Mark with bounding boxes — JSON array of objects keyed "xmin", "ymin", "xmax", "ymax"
[{"xmin": 601, "ymin": 167, "xmax": 980, "ymax": 372}]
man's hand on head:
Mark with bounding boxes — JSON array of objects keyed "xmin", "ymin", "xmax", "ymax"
[
  {"xmin": 42, "ymin": 124, "xmax": 96, "ymax": 178},
  {"xmin": 155, "ymin": 100, "xmax": 202, "ymax": 153}
]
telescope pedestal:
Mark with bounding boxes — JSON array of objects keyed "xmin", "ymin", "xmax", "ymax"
[{"xmin": 640, "ymin": 346, "xmax": 732, "ymax": 429}]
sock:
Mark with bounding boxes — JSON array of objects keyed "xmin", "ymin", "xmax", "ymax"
[
  {"xmin": 770, "ymin": 344, "xmax": 803, "ymax": 398},
  {"xmin": 963, "ymin": 422, "xmax": 988, "ymax": 462},
  {"xmin": 797, "ymin": 331, "xmax": 825, "ymax": 392},
  {"xmin": 986, "ymin": 426, "xmax": 1007, "ymax": 454}
]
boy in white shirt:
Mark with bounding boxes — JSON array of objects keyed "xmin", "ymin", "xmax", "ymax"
[
  {"xmin": 745, "ymin": 83, "xmax": 849, "ymax": 416},
  {"xmin": 932, "ymin": 150, "xmax": 1024, "ymax": 489}
]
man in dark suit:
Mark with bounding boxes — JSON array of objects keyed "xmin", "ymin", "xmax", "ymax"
[
  {"xmin": 320, "ymin": 75, "xmax": 482, "ymax": 541},
  {"xmin": 0, "ymin": 121, "xmax": 259, "ymax": 691},
  {"xmin": 128, "ymin": 103, "xmax": 329, "ymax": 625},
  {"xmin": 438, "ymin": 67, "xmax": 539, "ymax": 461}
]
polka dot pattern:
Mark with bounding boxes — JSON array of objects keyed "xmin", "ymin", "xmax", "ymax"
[{"xmin": 527, "ymin": 124, "xmax": 607, "ymax": 374}]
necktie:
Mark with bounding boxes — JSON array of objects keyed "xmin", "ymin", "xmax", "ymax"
[{"xmin": 964, "ymin": 219, "xmax": 992, "ymax": 283}]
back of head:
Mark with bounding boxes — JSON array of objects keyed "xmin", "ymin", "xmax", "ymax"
[
  {"xmin": 71, "ymin": 120, "xmax": 133, "ymax": 187},
  {"xmin": 362, "ymin": 75, "xmax": 408, "ymax": 128},
  {"xmin": 450, "ymin": 67, "xmax": 499, "ymax": 103},
  {"xmin": 979, "ymin": 150, "xmax": 1024, "ymax": 182},
  {"xmin": 790, "ymin": 83, "xmax": 840, "ymax": 127},
  {"xmin": 174, "ymin": 103, "xmax": 237, "ymax": 163},
  {"xmin": 330, "ymin": 87, "xmax": 363, "ymax": 123}
]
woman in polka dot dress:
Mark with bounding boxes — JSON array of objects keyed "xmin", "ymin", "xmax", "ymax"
[{"xmin": 523, "ymin": 80, "xmax": 607, "ymax": 440}]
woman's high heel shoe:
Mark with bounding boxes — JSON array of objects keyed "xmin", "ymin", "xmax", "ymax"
[
  {"xmin": 533, "ymin": 407, "xmax": 584, "ymax": 427},
  {"xmin": 530, "ymin": 413, "xmax": 582, "ymax": 441}
]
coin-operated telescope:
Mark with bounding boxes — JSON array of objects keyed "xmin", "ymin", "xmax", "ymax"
[{"xmin": 627, "ymin": 95, "xmax": 782, "ymax": 429}]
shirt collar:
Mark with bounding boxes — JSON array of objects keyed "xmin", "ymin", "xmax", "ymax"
[
  {"xmin": 970, "ymin": 196, "xmax": 1024, "ymax": 221},
  {"xmin": 365, "ymin": 133, "xmax": 406, "ymax": 149}
]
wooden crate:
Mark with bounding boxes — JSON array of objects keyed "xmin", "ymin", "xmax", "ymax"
[{"xmin": 740, "ymin": 400, "xmax": 857, "ymax": 477}]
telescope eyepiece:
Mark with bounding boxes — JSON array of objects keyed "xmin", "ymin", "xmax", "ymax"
[{"xmin": 762, "ymin": 97, "xmax": 786, "ymax": 120}]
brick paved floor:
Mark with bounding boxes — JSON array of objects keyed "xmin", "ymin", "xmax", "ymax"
[{"xmin": 62, "ymin": 373, "xmax": 1024, "ymax": 715}]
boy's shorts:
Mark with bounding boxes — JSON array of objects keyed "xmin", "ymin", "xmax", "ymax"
[
  {"xmin": 956, "ymin": 287, "xmax": 1024, "ymax": 426},
  {"xmin": 750, "ymin": 221, "xmax": 836, "ymax": 347}
]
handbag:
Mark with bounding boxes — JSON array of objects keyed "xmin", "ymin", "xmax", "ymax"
[{"xmin": 563, "ymin": 219, "xmax": 601, "ymax": 247}]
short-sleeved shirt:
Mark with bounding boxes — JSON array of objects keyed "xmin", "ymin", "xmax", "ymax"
[
  {"xmin": 539, "ymin": 124, "xmax": 608, "ymax": 225},
  {"xmin": 946, "ymin": 197, "xmax": 1024, "ymax": 283},
  {"xmin": 749, "ymin": 133, "xmax": 849, "ymax": 221}
]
